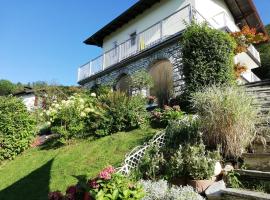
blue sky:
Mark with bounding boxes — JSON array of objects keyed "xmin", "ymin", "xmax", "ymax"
[{"xmin": 0, "ymin": 0, "xmax": 269, "ymax": 86}]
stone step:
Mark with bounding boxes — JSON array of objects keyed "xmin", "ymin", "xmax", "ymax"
[
  {"xmin": 220, "ymin": 188, "xmax": 270, "ymax": 200},
  {"xmin": 242, "ymin": 153, "xmax": 270, "ymax": 171},
  {"xmin": 235, "ymin": 169, "xmax": 270, "ymax": 181}
]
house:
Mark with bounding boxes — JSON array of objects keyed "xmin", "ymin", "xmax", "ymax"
[
  {"xmin": 13, "ymin": 87, "xmax": 46, "ymax": 111},
  {"xmin": 77, "ymin": 0, "xmax": 267, "ymax": 98}
]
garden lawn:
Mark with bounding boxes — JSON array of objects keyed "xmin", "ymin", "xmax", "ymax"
[{"xmin": 0, "ymin": 128, "xmax": 156, "ymax": 200}]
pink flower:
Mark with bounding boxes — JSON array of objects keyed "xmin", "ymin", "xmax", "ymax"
[
  {"xmin": 99, "ymin": 171, "xmax": 111, "ymax": 180},
  {"xmin": 98, "ymin": 166, "xmax": 115, "ymax": 180},
  {"xmin": 88, "ymin": 178, "xmax": 99, "ymax": 189}
]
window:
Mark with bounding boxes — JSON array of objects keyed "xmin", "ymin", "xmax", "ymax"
[{"xmin": 130, "ymin": 32, "xmax": 137, "ymax": 46}]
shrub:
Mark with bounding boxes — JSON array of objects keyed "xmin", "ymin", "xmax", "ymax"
[
  {"xmin": 130, "ymin": 70, "xmax": 153, "ymax": 92},
  {"xmin": 98, "ymin": 91, "xmax": 149, "ymax": 135},
  {"xmin": 49, "ymin": 166, "xmax": 145, "ymax": 200},
  {"xmin": 44, "ymin": 94, "xmax": 106, "ymax": 142},
  {"xmin": 165, "ymin": 115, "xmax": 200, "ymax": 149},
  {"xmin": 182, "ymin": 23, "xmax": 236, "ymax": 105},
  {"xmin": 0, "ymin": 96, "xmax": 36, "ymax": 160},
  {"xmin": 183, "ymin": 144, "xmax": 220, "ymax": 180},
  {"xmin": 168, "ymin": 144, "xmax": 220, "ymax": 181},
  {"xmin": 191, "ymin": 85, "xmax": 259, "ymax": 158},
  {"xmin": 89, "ymin": 166, "xmax": 145, "ymax": 200},
  {"xmin": 140, "ymin": 179, "xmax": 204, "ymax": 200},
  {"xmin": 135, "ymin": 145, "xmax": 166, "ymax": 180},
  {"xmin": 150, "ymin": 105, "xmax": 184, "ymax": 128}
]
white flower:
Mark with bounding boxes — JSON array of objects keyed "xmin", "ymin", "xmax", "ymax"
[
  {"xmin": 80, "ymin": 112, "xmax": 86, "ymax": 117},
  {"xmin": 46, "ymin": 110, "xmax": 51, "ymax": 116},
  {"xmin": 46, "ymin": 121, "xmax": 51, "ymax": 126},
  {"xmin": 90, "ymin": 93, "xmax": 96, "ymax": 97},
  {"xmin": 79, "ymin": 98, "xmax": 85, "ymax": 103},
  {"xmin": 85, "ymin": 108, "xmax": 93, "ymax": 113}
]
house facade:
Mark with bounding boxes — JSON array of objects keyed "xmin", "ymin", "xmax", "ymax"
[
  {"xmin": 13, "ymin": 87, "xmax": 46, "ymax": 111},
  {"xmin": 77, "ymin": 0, "xmax": 267, "ymax": 97}
]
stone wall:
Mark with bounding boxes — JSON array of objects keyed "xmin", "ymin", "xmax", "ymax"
[{"xmin": 83, "ymin": 42, "xmax": 184, "ymax": 96}]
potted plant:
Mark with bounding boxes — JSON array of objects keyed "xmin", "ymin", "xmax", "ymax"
[{"xmin": 184, "ymin": 144, "xmax": 220, "ymax": 193}]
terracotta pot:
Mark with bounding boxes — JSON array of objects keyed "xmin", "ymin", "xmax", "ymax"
[
  {"xmin": 170, "ymin": 177, "xmax": 187, "ymax": 186},
  {"xmin": 187, "ymin": 179, "xmax": 214, "ymax": 193}
]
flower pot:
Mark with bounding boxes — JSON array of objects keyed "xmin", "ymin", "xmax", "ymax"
[
  {"xmin": 170, "ymin": 177, "xmax": 187, "ymax": 186},
  {"xmin": 187, "ymin": 179, "xmax": 215, "ymax": 193}
]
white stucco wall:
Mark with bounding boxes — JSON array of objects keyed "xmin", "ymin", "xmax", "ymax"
[
  {"xmin": 19, "ymin": 94, "xmax": 36, "ymax": 111},
  {"xmin": 102, "ymin": 0, "xmax": 194, "ymax": 52},
  {"xmin": 234, "ymin": 52, "xmax": 260, "ymax": 70},
  {"xmin": 194, "ymin": 0, "xmax": 239, "ymax": 31}
]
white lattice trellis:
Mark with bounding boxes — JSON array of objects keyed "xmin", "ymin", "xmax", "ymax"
[{"xmin": 117, "ymin": 130, "xmax": 166, "ymax": 175}]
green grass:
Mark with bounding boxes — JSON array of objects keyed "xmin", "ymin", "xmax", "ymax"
[{"xmin": 0, "ymin": 128, "xmax": 157, "ymax": 200}]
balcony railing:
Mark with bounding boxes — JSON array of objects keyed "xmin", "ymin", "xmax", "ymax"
[
  {"xmin": 247, "ymin": 45, "xmax": 261, "ymax": 63},
  {"xmin": 78, "ymin": 4, "xmax": 261, "ymax": 82},
  {"xmin": 242, "ymin": 71, "xmax": 261, "ymax": 82},
  {"xmin": 78, "ymin": 4, "xmax": 193, "ymax": 82}
]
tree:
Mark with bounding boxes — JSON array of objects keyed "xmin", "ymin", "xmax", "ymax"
[
  {"xmin": 255, "ymin": 24, "xmax": 270, "ymax": 79},
  {"xmin": 0, "ymin": 79, "xmax": 16, "ymax": 96}
]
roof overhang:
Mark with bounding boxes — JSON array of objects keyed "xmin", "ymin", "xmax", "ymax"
[
  {"xmin": 83, "ymin": 0, "xmax": 161, "ymax": 47},
  {"xmin": 225, "ymin": 0, "xmax": 268, "ymax": 38}
]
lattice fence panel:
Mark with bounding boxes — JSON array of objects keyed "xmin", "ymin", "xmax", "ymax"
[{"xmin": 117, "ymin": 130, "xmax": 166, "ymax": 175}]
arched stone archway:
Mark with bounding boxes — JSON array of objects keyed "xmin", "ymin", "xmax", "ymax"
[
  {"xmin": 115, "ymin": 74, "xmax": 132, "ymax": 95},
  {"xmin": 148, "ymin": 59, "xmax": 174, "ymax": 106}
]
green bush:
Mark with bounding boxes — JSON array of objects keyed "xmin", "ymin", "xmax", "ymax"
[
  {"xmin": 98, "ymin": 91, "xmax": 149, "ymax": 135},
  {"xmin": 165, "ymin": 115, "xmax": 200, "ymax": 150},
  {"xmin": 150, "ymin": 105, "xmax": 184, "ymax": 128},
  {"xmin": 135, "ymin": 145, "xmax": 166, "ymax": 180},
  {"xmin": 0, "ymin": 96, "xmax": 36, "ymax": 160},
  {"xmin": 44, "ymin": 94, "xmax": 106, "ymax": 143},
  {"xmin": 183, "ymin": 144, "xmax": 220, "ymax": 180},
  {"xmin": 191, "ymin": 85, "xmax": 259, "ymax": 159},
  {"xmin": 182, "ymin": 23, "xmax": 236, "ymax": 105}
]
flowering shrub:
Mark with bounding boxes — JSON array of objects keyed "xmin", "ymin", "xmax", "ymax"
[
  {"xmin": 0, "ymin": 96, "xmax": 36, "ymax": 160},
  {"xmin": 97, "ymin": 91, "xmax": 149, "ymax": 136},
  {"xmin": 150, "ymin": 105, "xmax": 184, "ymax": 127},
  {"xmin": 49, "ymin": 166, "xmax": 145, "ymax": 200},
  {"xmin": 89, "ymin": 166, "xmax": 145, "ymax": 200},
  {"xmin": 230, "ymin": 25, "xmax": 268, "ymax": 54},
  {"xmin": 140, "ymin": 179, "xmax": 204, "ymax": 200},
  {"xmin": 44, "ymin": 93, "xmax": 106, "ymax": 142}
]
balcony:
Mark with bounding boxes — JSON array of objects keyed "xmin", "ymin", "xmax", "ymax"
[{"xmin": 78, "ymin": 4, "xmax": 261, "ymax": 83}]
